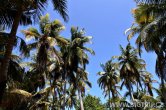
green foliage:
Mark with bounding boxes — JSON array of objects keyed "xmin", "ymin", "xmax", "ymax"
[
  {"xmin": 75, "ymin": 94, "xmax": 106, "ymax": 110},
  {"xmin": 0, "ymin": 0, "xmax": 68, "ymax": 28},
  {"xmin": 98, "ymin": 58, "xmax": 120, "ymax": 98},
  {"xmin": 0, "ymin": 13, "xmax": 94, "ymax": 109}
]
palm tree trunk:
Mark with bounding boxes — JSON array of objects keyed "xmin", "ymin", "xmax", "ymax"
[
  {"xmin": 161, "ymin": 77, "xmax": 166, "ymax": 106},
  {"xmin": 130, "ymin": 92, "xmax": 134, "ymax": 102},
  {"xmin": 62, "ymin": 80, "xmax": 67, "ymax": 110},
  {"xmin": 62, "ymin": 70, "xmax": 67, "ymax": 110},
  {"xmin": 108, "ymin": 91, "xmax": 111, "ymax": 110},
  {"xmin": 128, "ymin": 84, "xmax": 134, "ymax": 102},
  {"xmin": 78, "ymin": 89, "xmax": 84, "ymax": 110},
  {"xmin": 0, "ymin": 10, "xmax": 22, "ymax": 103},
  {"xmin": 161, "ymin": 76, "xmax": 164, "ymax": 88},
  {"xmin": 61, "ymin": 62, "xmax": 68, "ymax": 110},
  {"xmin": 111, "ymin": 90, "xmax": 115, "ymax": 99},
  {"xmin": 50, "ymin": 79, "xmax": 56, "ymax": 110},
  {"xmin": 137, "ymin": 82, "xmax": 139, "ymax": 93}
]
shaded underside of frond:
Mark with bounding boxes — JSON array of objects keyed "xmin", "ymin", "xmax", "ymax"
[
  {"xmin": 135, "ymin": 0, "xmax": 166, "ymax": 4},
  {"xmin": 52, "ymin": 0, "xmax": 69, "ymax": 22}
]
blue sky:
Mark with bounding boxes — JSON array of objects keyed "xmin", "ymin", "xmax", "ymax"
[
  {"xmin": 48, "ymin": 0, "xmax": 158, "ymax": 101},
  {"xmin": 17, "ymin": 0, "xmax": 158, "ymax": 102}
]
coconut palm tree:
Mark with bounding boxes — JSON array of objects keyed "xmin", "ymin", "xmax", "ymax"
[
  {"xmin": 59, "ymin": 27, "xmax": 95, "ymax": 110},
  {"xmin": 140, "ymin": 71, "xmax": 156, "ymax": 96},
  {"xmin": 126, "ymin": 2, "xmax": 166, "ymax": 84},
  {"xmin": 65, "ymin": 84, "xmax": 77, "ymax": 109},
  {"xmin": 0, "ymin": 31, "xmax": 29, "ymax": 102},
  {"xmin": 126, "ymin": 4, "xmax": 166, "ymax": 104},
  {"xmin": 97, "ymin": 59, "xmax": 120, "ymax": 110},
  {"xmin": 21, "ymin": 60, "xmax": 65, "ymax": 110},
  {"xmin": 0, "ymin": 1, "xmax": 43, "ymax": 94},
  {"xmin": 125, "ymin": 5, "xmax": 158, "ymax": 53},
  {"xmin": 154, "ymin": 84, "xmax": 166, "ymax": 108},
  {"xmin": 69, "ymin": 27, "xmax": 94, "ymax": 110},
  {"xmin": 115, "ymin": 43, "xmax": 145, "ymax": 102},
  {"xmin": 76, "ymin": 68, "xmax": 92, "ymax": 110},
  {"xmin": 21, "ymin": 15, "xmax": 68, "ymax": 96},
  {"xmin": 0, "ymin": 0, "xmax": 69, "ymax": 100},
  {"xmin": 22, "ymin": 14, "xmax": 68, "ymax": 73}
]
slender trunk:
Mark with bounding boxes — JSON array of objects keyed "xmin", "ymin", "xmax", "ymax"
[
  {"xmin": 62, "ymin": 70, "xmax": 67, "ymax": 110},
  {"xmin": 128, "ymin": 84, "xmax": 134, "ymax": 102},
  {"xmin": 78, "ymin": 89, "xmax": 84, "ymax": 110},
  {"xmin": 0, "ymin": 10, "xmax": 22, "ymax": 103},
  {"xmin": 130, "ymin": 90, "xmax": 134, "ymax": 102},
  {"xmin": 108, "ymin": 90, "xmax": 111, "ymax": 110},
  {"xmin": 159, "ymin": 57, "xmax": 166, "ymax": 106},
  {"xmin": 50, "ymin": 79, "xmax": 55, "ymax": 110},
  {"xmin": 161, "ymin": 77, "xmax": 166, "ymax": 106},
  {"xmin": 129, "ymin": 87, "xmax": 137, "ymax": 110},
  {"xmin": 111, "ymin": 89, "xmax": 115, "ymax": 99},
  {"xmin": 52, "ymin": 87, "xmax": 56, "ymax": 110},
  {"xmin": 137, "ymin": 82, "xmax": 139, "ymax": 93},
  {"xmin": 111, "ymin": 88, "xmax": 118, "ymax": 110},
  {"xmin": 62, "ymin": 80, "xmax": 67, "ymax": 110},
  {"xmin": 161, "ymin": 76, "xmax": 164, "ymax": 89}
]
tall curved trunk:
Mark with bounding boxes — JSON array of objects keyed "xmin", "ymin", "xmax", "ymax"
[
  {"xmin": 129, "ymin": 90, "xmax": 134, "ymax": 102},
  {"xmin": 127, "ymin": 83, "xmax": 134, "ymax": 102},
  {"xmin": 78, "ymin": 89, "xmax": 84, "ymax": 110},
  {"xmin": 62, "ymin": 67, "xmax": 67, "ymax": 110},
  {"xmin": 0, "ymin": 10, "xmax": 22, "ymax": 103},
  {"xmin": 158, "ymin": 53, "xmax": 166, "ymax": 105},
  {"xmin": 108, "ymin": 90, "xmax": 111, "ymax": 110},
  {"xmin": 161, "ymin": 75, "xmax": 166, "ymax": 106},
  {"xmin": 62, "ymin": 79, "xmax": 67, "ymax": 110}
]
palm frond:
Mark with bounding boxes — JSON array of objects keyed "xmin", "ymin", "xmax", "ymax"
[{"xmin": 51, "ymin": 0, "xmax": 69, "ymax": 22}]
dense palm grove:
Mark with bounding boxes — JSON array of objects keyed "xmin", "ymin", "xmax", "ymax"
[{"xmin": 0, "ymin": 0, "xmax": 166, "ymax": 110}]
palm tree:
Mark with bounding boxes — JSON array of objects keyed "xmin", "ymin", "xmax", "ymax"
[
  {"xmin": 126, "ymin": 3, "xmax": 166, "ymax": 104},
  {"xmin": 115, "ymin": 43, "xmax": 145, "ymax": 102},
  {"xmin": 65, "ymin": 84, "xmax": 77, "ymax": 109},
  {"xmin": 129, "ymin": 1, "xmax": 166, "ymax": 79},
  {"xmin": 19, "ymin": 61, "xmax": 65, "ymax": 110},
  {"xmin": 0, "ymin": 31, "xmax": 29, "ymax": 102},
  {"xmin": 154, "ymin": 84, "xmax": 166, "ymax": 108},
  {"xmin": 0, "ymin": 1, "xmax": 44, "ymax": 96},
  {"xmin": 97, "ymin": 59, "xmax": 120, "ymax": 110},
  {"xmin": 76, "ymin": 68, "xmax": 92, "ymax": 110},
  {"xmin": 22, "ymin": 58, "xmax": 47, "ymax": 92},
  {"xmin": 69, "ymin": 27, "xmax": 94, "ymax": 110},
  {"xmin": 20, "ymin": 15, "xmax": 69, "ymax": 108},
  {"xmin": 0, "ymin": 0, "xmax": 68, "ymax": 101},
  {"xmin": 21, "ymin": 15, "xmax": 69, "ymax": 96},
  {"xmin": 22, "ymin": 14, "xmax": 68, "ymax": 73},
  {"xmin": 125, "ymin": 5, "xmax": 158, "ymax": 53},
  {"xmin": 60, "ymin": 27, "xmax": 95, "ymax": 110},
  {"xmin": 0, "ymin": 55, "xmax": 32, "ymax": 110},
  {"xmin": 140, "ymin": 71, "xmax": 156, "ymax": 96}
]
